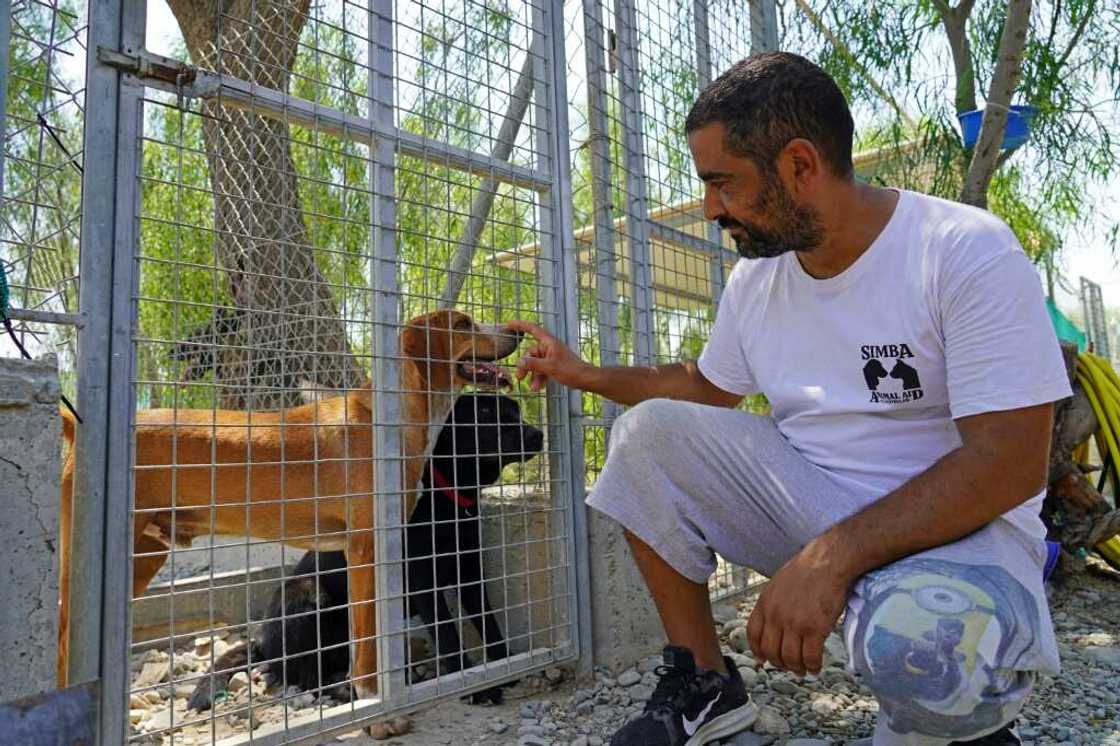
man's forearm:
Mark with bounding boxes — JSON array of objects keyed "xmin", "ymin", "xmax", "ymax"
[
  {"xmin": 579, "ymin": 361, "xmax": 718, "ymax": 407},
  {"xmin": 805, "ymin": 438, "xmax": 1046, "ymax": 584}
]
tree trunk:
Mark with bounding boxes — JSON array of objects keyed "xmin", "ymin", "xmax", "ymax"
[
  {"xmin": 167, "ymin": 0, "xmax": 364, "ymax": 409},
  {"xmin": 959, "ymin": 0, "xmax": 1032, "ymax": 207}
]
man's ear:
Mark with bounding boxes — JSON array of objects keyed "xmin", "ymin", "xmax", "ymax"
[{"xmin": 780, "ymin": 138, "xmax": 823, "ymax": 195}]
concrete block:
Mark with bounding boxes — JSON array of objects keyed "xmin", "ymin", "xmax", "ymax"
[
  {"xmin": 0, "ymin": 354, "xmax": 61, "ymax": 700},
  {"xmin": 587, "ymin": 507, "xmax": 662, "ymax": 672}
]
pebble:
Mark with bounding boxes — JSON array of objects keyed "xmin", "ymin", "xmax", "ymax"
[
  {"xmin": 143, "ymin": 708, "xmax": 173, "ymax": 732},
  {"xmin": 629, "ymin": 684, "xmax": 654, "ymax": 703},
  {"xmin": 490, "ymin": 721, "xmax": 509, "ymax": 734},
  {"xmin": 134, "ymin": 660, "xmax": 170, "ymax": 688},
  {"xmin": 1084, "ymin": 646, "xmax": 1120, "ymax": 668},
  {"xmin": 517, "ymin": 736, "xmax": 550, "ymax": 746},
  {"xmin": 616, "ymin": 670, "xmax": 641, "ymax": 687},
  {"xmin": 728, "ymin": 626, "xmax": 751, "ymax": 653},
  {"xmin": 753, "ymin": 705, "xmax": 791, "ymax": 735},
  {"xmin": 739, "ymin": 667, "xmax": 759, "ymax": 688},
  {"xmin": 228, "ymin": 672, "xmax": 250, "ymax": 693},
  {"xmin": 769, "ymin": 679, "xmax": 802, "ymax": 696}
]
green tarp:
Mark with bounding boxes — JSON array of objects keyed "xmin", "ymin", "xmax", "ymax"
[{"xmin": 1047, "ymin": 298, "xmax": 1087, "ymax": 351}]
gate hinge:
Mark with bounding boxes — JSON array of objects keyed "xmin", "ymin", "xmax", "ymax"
[{"xmin": 97, "ymin": 47, "xmax": 220, "ymax": 104}]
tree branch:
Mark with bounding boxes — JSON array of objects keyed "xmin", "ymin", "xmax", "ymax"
[
  {"xmin": 1055, "ymin": 0, "xmax": 1095, "ymax": 73},
  {"xmin": 960, "ymin": 0, "xmax": 1033, "ymax": 207},
  {"xmin": 935, "ymin": 1, "xmax": 978, "ymax": 114},
  {"xmin": 794, "ymin": 0, "xmax": 916, "ymax": 127}
]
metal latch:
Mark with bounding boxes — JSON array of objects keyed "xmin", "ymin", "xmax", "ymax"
[{"xmin": 97, "ymin": 47, "xmax": 220, "ymax": 106}]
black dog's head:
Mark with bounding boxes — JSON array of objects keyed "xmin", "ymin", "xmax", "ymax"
[{"xmin": 429, "ymin": 394, "xmax": 544, "ymax": 492}]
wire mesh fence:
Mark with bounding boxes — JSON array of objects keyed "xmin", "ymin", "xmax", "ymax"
[
  {"xmin": 1, "ymin": 0, "xmax": 786, "ymax": 742},
  {"xmin": 0, "ymin": 0, "xmax": 86, "ymax": 374},
  {"xmin": 110, "ymin": 0, "xmax": 579, "ymax": 742},
  {"xmin": 563, "ymin": 0, "xmax": 765, "ymax": 601}
]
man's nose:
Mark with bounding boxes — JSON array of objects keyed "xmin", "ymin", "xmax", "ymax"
[{"xmin": 702, "ymin": 184, "xmax": 725, "ymax": 222}]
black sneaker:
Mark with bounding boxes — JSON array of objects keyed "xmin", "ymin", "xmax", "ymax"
[
  {"xmin": 608, "ymin": 645, "xmax": 758, "ymax": 746},
  {"xmin": 950, "ymin": 723, "xmax": 1022, "ymax": 745}
]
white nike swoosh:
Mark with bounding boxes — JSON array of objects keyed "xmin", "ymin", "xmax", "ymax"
[{"xmin": 681, "ymin": 691, "xmax": 721, "ymax": 736}]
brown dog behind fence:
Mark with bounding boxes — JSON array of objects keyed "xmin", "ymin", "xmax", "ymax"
[{"xmin": 57, "ymin": 309, "xmax": 522, "ymax": 699}]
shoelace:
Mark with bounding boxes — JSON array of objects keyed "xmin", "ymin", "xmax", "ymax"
[{"xmin": 645, "ymin": 664, "xmax": 703, "ymax": 712}]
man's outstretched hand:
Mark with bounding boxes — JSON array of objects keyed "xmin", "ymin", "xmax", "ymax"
[
  {"xmin": 747, "ymin": 537, "xmax": 853, "ymax": 676},
  {"xmin": 506, "ymin": 319, "xmax": 592, "ymax": 392}
]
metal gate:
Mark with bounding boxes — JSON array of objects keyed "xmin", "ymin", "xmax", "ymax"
[{"xmin": 70, "ymin": 0, "xmax": 583, "ymax": 742}]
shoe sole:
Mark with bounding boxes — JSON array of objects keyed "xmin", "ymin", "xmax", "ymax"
[{"xmin": 684, "ymin": 701, "xmax": 760, "ymax": 746}]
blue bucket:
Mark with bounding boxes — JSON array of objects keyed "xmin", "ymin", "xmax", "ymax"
[{"xmin": 958, "ymin": 105, "xmax": 1037, "ymax": 150}]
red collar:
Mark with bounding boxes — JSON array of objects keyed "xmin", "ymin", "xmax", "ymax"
[{"xmin": 430, "ymin": 466, "xmax": 476, "ymax": 508}]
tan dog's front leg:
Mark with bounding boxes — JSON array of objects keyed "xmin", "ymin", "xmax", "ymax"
[{"xmin": 347, "ymin": 527, "xmax": 379, "ymax": 698}]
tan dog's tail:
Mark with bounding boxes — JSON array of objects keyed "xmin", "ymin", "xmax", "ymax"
[
  {"xmin": 57, "ymin": 404, "xmax": 77, "ymax": 687},
  {"xmin": 60, "ymin": 404, "xmax": 76, "ymax": 446}
]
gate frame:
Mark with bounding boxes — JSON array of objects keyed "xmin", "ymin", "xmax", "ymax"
[{"xmin": 73, "ymin": 0, "xmax": 585, "ymax": 742}]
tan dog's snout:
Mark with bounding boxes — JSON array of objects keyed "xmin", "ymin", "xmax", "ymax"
[{"xmin": 452, "ymin": 323, "xmax": 523, "ymax": 389}]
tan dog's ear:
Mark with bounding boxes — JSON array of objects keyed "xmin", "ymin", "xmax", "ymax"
[{"xmin": 401, "ymin": 311, "xmax": 459, "ymax": 393}]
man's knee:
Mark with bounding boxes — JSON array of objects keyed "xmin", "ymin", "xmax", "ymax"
[
  {"xmin": 847, "ymin": 557, "xmax": 1041, "ymax": 739},
  {"xmin": 608, "ymin": 398, "xmax": 703, "ymax": 452}
]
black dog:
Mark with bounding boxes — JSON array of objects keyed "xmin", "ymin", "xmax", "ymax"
[{"xmin": 188, "ymin": 393, "xmax": 544, "ymax": 711}]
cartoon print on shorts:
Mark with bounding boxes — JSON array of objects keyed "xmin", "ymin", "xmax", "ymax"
[{"xmin": 850, "ymin": 559, "xmax": 1042, "ymax": 738}]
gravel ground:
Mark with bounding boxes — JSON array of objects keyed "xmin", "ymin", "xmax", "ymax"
[{"xmin": 127, "ymin": 559, "xmax": 1120, "ymax": 745}]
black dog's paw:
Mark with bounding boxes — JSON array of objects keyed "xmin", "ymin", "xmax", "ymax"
[{"xmin": 463, "ymin": 685, "xmax": 505, "ymax": 706}]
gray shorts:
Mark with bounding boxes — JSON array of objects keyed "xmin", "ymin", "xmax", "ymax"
[{"xmin": 586, "ymin": 399, "xmax": 1060, "ymax": 745}]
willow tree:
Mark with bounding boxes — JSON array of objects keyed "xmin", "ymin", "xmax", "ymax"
[
  {"xmin": 786, "ymin": 0, "xmax": 1118, "ymax": 241},
  {"xmin": 166, "ymin": 0, "xmax": 364, "ymax": 408}
]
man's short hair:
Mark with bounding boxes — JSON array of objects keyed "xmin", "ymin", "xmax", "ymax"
[{"xmin": 686, "ymin": 52, "xmax": 854, "ymax": 179}]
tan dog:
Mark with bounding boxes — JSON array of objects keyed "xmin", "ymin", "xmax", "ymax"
[{"xmin": 57, "ymin": 310, "xmax": 521, "ymax": 698}]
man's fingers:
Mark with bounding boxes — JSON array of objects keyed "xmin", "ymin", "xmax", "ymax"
[
  {"xmin": 801, "ymin": 633, "xmax": 826, "ymax": 675},
  {"xmin": 760, "ymin": 619, "xmax": 783, "ymax": 670},
  {"xmin": 505, "ymin": 319, "xmax": 552, "ymax": 342},
  {"xmin": 516, "ymin": 352, "xmax": 545, "ymax": 381},
  {"xmin": 529, "ymin": 370, "xmax": 550, "ymax": 392},
  {"xmin": 780, "ymin": 630, "xmax": 805, "ymax": 676},
  {"xmin": 746, "ymin": 607, "xmax": 765, "ymax": 661}
]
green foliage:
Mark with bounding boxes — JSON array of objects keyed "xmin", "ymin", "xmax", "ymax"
[
  {"xmin": 789, "ymin": 0, "xmax": 1119, "ymax": 263},
  {"xmin": 0, "ymin": 0, "xmax": 85, "ymax": 397}
]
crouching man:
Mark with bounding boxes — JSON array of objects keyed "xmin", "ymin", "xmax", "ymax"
[{"xmin": 509, "ymin": 51, "xmax": 1067, "ymax": 746}]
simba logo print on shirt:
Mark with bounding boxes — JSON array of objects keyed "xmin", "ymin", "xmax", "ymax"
[{"xmin": 861, "ymin": 344, "xmax": 924, "ymax": 403}]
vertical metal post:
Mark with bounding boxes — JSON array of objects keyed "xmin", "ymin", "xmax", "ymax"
[
  {"xmin": 613, "ymin": 0, "xmax": 655, "ymax": 365},
  {"xmin": 581, "ymin": 0, "xmax": 621, "ymax": 426},
  {"xmin": 750, "ymin": 0, "xmax": 780, "ymax": 54},
  {"xmin": 370, "ymin": 0, "xmax": 406, "ymax": 707},
  {"xmin": 692, "ymin": 0, "xmax": 726, "ymax": 307},
  {"xmin": 0, "ymin": 0, "xmax": 11, "ymax": 201},
  {"xmin": 534, "ymin": 0, "xmax": 592, "ymax": 673},
  {"xmin": 73, "ymin": 0, "xmax": 145, "ymax": 741}
]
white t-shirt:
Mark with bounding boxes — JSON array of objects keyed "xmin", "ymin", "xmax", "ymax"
[{"xmin": 698, "ymin": 189, "xmax": 1071, "ymax": 542}]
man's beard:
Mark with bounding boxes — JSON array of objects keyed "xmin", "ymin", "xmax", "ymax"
[{"xmin": 720, "ymin": 174, "xmax": 824, "ymax": 259}]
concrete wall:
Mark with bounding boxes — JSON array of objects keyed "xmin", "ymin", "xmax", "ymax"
[
  {"xmin": 0, "ymin": 354, "xmax": 61, "ymax": 701},
  {"xmin": 587, "ymin": 508, "xmax": 663, "ymax": 673}
]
